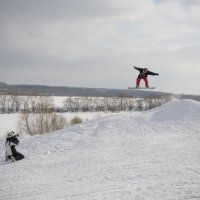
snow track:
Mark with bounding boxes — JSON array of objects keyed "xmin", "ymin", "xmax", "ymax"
[{"xmin": 0, "ymin": 99, "xmax": 200, "ymax": 200}]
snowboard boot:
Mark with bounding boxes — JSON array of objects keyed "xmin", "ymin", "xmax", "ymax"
[
  {"xmin": 5, "ymin": 155, "xmax": 9, "ymax": 162},
  {"xmin": 11, "ymin": 156, "xmax": 16, "ymax": 162}
]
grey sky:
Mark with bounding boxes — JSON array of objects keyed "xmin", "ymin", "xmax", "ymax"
[{"xmin": 0, "ymin": 0, "xmax": 200, "ymax": 94}]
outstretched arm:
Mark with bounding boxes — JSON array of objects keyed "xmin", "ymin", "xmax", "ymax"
[
  {"xmin": 133, "ymin": 66, "xmax": 142, "ymax": 71},
  {"xmin": 148, "ymin": 71, "xmax": 159, "ymax": 76}
]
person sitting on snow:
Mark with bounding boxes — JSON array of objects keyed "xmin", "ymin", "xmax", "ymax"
[{"xmin": 5, "ymin": 131, "xmax": 25, "ymax": 162}]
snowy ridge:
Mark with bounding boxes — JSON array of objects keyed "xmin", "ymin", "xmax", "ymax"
[
  {"xmin": 150, "ymin": 99, "xmax": 200, "ymax": 122},
  {"xmin": 0, "ymin": 99, "xmax": 200, "ymax": 200}
]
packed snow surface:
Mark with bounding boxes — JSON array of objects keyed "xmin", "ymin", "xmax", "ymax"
[{"xmin": 0, "ymin": 99, "xmax": 200, "ymax": 200}]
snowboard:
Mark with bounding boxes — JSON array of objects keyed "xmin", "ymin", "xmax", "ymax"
[{"xmin": 128, "ymin": 87, "xmax": 156, "ymax": 90}]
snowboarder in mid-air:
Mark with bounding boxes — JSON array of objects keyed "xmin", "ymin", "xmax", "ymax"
[
  {"xmin": 133, "ymin": 66, "xmax": 159, "ymax": 88},
  {"xmin": 5, "ymin": 131, "xmax": 25, "ymax": 162}
]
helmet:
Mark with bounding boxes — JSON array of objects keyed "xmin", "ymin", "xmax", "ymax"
[
  {"xmin": 143, "ymin": 68, "xmax": 148, "ymax": 73},
  {"xmin": 7, "ymin": 131, "xmax": 18, "ymax": 138}
]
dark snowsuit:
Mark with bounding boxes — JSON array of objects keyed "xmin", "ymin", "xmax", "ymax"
[
  {"xmin": 134, "ymin": 66, "xmax": 159, "ymax": 87},
  {"xmin": 5, "ymin": 136, "xmax": 25, "ymax": 161}
]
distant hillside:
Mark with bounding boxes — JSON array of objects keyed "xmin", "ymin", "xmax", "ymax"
[{"xmin": 0, "ymin": 82, "xmax": 199, "ymax": 100}]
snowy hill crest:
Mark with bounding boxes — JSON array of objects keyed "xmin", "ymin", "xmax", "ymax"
[{"xmin": 150, "ymin": 99, "xmax": 200, "ymax": 122}]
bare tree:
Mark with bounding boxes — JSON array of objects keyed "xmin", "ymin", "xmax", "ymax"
[
  {"xmin": 18, "ymin": 96, "xmax": 68, "ymax": 135},
  {"xmin": 0, "ymin": 95, "xmax": 7, "ymax": 113}
]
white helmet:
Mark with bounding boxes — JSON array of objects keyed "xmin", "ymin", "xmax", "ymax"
[{"xmin": 7, "ymin": 131, "xmax": 18, "ymax": 138}]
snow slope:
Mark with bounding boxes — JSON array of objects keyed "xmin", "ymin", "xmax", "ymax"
[{"xmin": 0, "ymin": 99, "xmax": 200, "ymax": 200}]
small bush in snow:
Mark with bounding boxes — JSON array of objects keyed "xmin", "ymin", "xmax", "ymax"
[
  {"xmin": 18, "ymin": 111, "xmax": 69, "ymax": 135},
  {"xmin": 70, "ymin": 116, "xmax": 83, "ymax": 126}
]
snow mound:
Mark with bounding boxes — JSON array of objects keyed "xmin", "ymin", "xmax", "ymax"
[
  {"xmin": 150, "ymin": 99, "xmax": 200, "ymax": 122},
  {"xmin": 0, "ymin": 99, "xmax": 200, "ymax": 200}
]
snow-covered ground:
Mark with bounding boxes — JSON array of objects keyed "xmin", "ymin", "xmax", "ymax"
[{"xmin": 0, "ymin": 99, "xmax": 200, "ymax": 200}]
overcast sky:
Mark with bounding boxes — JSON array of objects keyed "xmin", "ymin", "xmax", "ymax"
[{"xmin": 0, "ymin": 0, "xmax": 200, "ymax": 94}]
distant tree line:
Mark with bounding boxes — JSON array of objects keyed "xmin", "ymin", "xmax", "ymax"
[
  {"xmin": 0, "ymin": 95, "xmax": 172, "ymax": 114},
  {"xmin": 0, "ymin": 95, "xmax": 54, "ymax": 113},
  {"xmin": 62, "ymin": 96, "xmax": 169, "ymax": 112}
]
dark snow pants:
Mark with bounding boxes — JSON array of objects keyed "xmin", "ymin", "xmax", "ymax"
[{"xmin": 13, "ymin": 152, "xmax": 25, "ymax": 161}]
